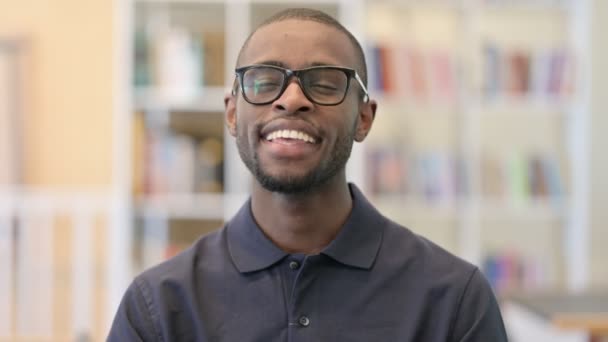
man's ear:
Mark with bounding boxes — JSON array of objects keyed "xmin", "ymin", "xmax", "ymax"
[
  {"xmin": 225, "ymin": 92, "xmax": 237, "ymax": 137},
  {"xmin": 354, "ymin": 99, "xmax": 377, "ymax": 142}
]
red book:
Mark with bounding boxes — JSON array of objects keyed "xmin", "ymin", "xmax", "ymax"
[
  {"xmin": 505, "ymin": 51, "xmax": 530, "ymax": 97},
  {"xmin": 405, "ymin": 48, "xmax": 428, "ymax": 101},
  {"xmin": 378, "ymin": 45, "xmax": 395, "ymax": 94}
]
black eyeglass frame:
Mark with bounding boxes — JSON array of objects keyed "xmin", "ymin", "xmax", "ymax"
[{"xmin": 232, "ymin": 64, "xmax": 370, "ymax": 106}]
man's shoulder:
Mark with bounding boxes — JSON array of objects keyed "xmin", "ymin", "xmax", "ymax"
[
  {"xmin": 135, "ymin": 226, "xmax": 229, "ymax": 286},
  {"xmin": 380, "ymin": 218, "xmax": 477, "ymax": 282},
  {"xmin": 351, "ymin": 184, "xmax": 476, "ymax": 280}
]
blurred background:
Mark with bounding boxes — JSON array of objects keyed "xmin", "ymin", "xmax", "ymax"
[{"xmin": 0, "ymin": 0, "xmax": 606, "ymax": 341}]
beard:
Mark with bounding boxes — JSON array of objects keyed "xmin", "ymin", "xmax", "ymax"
[{"xmin": 236, "ymin": 122, "xmax": 356, "ymax": 194}]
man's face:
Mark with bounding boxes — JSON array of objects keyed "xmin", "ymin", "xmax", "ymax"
[{"xmin": 225, "ymin": 19, "xmax": 375, "ymax": 194}]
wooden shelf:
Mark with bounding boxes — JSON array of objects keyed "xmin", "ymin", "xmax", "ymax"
[
  {"xmin": 134, "ymin": 86, "xmax": 227, "ymax": 112},
  {"xmin": 135, "ymin": 192, "xmax": 225, "ymax": 220}
]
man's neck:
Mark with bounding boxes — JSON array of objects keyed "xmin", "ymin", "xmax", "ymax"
[{"xmin": 250, "ymin": 177, "xmax": 353, "ymax": 255}]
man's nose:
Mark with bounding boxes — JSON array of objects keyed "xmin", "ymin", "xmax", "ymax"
[{"xmin": 272, "ymin": 79, "xmax": 313, "ymax": 114}]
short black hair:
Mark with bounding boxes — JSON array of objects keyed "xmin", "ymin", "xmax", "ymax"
[{"xmin": 236, "ymin": 8, "xmax": 368, "ymax": 87}]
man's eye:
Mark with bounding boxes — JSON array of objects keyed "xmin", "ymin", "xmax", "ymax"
[
  {"xmin": 248, "ymin": 80, "xmax": 280, "ymax": 94},
  {"xmin": 309, "ymin": 82, "xmax": 339, "ymax": 94}
]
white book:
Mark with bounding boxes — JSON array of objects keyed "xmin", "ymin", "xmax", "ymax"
[{"xmin": 169, "ymin": 134, "xmax": 196, "ymax": 194}]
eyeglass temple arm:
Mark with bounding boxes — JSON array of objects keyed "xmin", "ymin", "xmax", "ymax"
[
  {"xmin": 354, "ymin": 72, "xmax": 370, "ymax": 103},
  {"xmin": 231, "ymin": 76, "xmax": 240, "ymax": 96}
]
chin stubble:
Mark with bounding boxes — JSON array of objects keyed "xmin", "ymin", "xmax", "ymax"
[{"xmin": 236, "ymin": 121, "xmax": 356, "ymax": 194}]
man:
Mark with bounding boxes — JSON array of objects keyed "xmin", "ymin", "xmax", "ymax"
[{"xmin": 109, "ymin": 8, "xmax": 508, "ymax": 341}]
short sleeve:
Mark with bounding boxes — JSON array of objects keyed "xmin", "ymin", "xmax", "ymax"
[
  {"xmin": 450, "ymin": 268, "xmax": 509, "ymax": 342},
  {"xmin": 107, "ymin": 277, "xmax": 161, "ymax": 342}
]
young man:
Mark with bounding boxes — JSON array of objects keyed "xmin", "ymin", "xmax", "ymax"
[{"xmin": 109, "ymin": 8, "xmax": 508, "ymax": 341}]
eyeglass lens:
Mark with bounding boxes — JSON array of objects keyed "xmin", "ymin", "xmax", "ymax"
[{"xmin": 242, "ymin": 67, "xmax": 349, "ymax": 105}]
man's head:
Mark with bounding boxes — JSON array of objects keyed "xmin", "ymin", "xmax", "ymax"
[
  {"xmin": 225, "ymin": 8, "xmax": 377, "ymax": 194},
  {"xmin": 237, "ymin": 8, "xmax": 369, "ymax": 88}
]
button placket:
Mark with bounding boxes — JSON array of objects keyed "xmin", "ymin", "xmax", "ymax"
[{"xmin": 287, "ymin": 255, "xmax": 318, "ymax": 337}]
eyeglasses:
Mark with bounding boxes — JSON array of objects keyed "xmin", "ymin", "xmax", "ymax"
[{"xmin": 233, "ymin": 64, "xmax": 369, "ymax": 106}]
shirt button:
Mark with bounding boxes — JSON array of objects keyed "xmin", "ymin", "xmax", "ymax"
[
  {"xmin": 289, "ymin": 261, "xmax": 300, "ymax": 270},
  {"xmin": 298, "ymin": 315, "xmax": 310, "ymax": 327}
]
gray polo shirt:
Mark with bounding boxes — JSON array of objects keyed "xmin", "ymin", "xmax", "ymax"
[{"xmin": 108, "ymin": 184, "xmax": 507, "ymax": 341}]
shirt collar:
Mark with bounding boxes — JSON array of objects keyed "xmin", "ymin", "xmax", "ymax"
[
  {"xmin": 321, "ymin": 184, "xmax": 385, "ymax": 269},
  {"xmin": 227, "ymin": 199, "xmax": 287, "ymax": 273},
  {"xmin": 226, "ymin": 183, "xmax": 385, "ymax": 273}
]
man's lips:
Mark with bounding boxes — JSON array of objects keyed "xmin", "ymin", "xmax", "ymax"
[
  {"xmin": 264, "ymin": 129, "xmax": 316, "ymax": 143},
  {"xmin": 258, "ymin": 120, "xmax": 322, "ymax": 159},
  {"xmin": 259, "ymin": 120, "xmax": 321, "ymax": 144},
  {"xmin": 260, "ymin": 134, "xmax": 319, "ymax": 159}
]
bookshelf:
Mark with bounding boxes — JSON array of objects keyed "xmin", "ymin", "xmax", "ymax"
[
  {"xmin": 130, "ymin": 0, "xmax": 225, "ymax": 271},
  {"xmin": 122, "ymin": 0, "xmax": 591, "ymax": 296},
  {"xmin": 361, "ymin": 0, "xmax": 590, "ymax": 296}
]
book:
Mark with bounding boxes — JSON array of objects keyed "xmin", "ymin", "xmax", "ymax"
[
  {"xmin": 547, "ymin": 48, "xmax": 566, "ymax": 97},
  {"xmin": 530, "ymin": 49, "xmax": 551, "ymax": 100},
  {"xmin": 133, "ymin": 29, "xmax": 151, "ymax": 87},
  {"xmin": 194, "ymin": 137, "xmax": 224, "ymax": 193},
  {"xmin": 528, "ymin": 156, "xmax": 549, "ymax": 198},
  {"xmin": 202, "ymin": 31, "xmax": 225, "ymax": 87},
  {"xmin": 405, "ymin": 48, "xmax": 428, "ymax": 100},
  {"xmin": 507, "ymin": 154, "xmax": 530, "ymax": 204},
  {"xmin": 452, "ymin": 156, "xmax": 469, "ymax": 199},
  {"xmin": 153, "ymin": 27, "xmax": 203, "ymax": 102},
  {"xmin": 169, "ymin": 135, "xmax": 196, "ymax": 194},
  {"xmin": 483, "ymin": 43, "xmax": 501, "ymax": 99},
  {"xmin": 541, "ymin": 156, "xmax": 564, "ymax": 201},
  {"xmin": 482, "ymin": 156, "xmax": 505, "ymax": 198},
  {"xmin": 367, "ymin": 44, "xmax": 384, "ymax": 93},
  {"xmin": 132, "ymin": 112, "xmax": 146, "ymax": 195},
  {"xmin": 560, "ymin": 50, "xmax": 576, "ymax": 97},
  {"xmin": 505, "ymin": 50, "xmax": 531, "ymax": 97},
  {"xmin": 428, "ymin": 50, "xmax": 456, "ymax": 102},
  {"xmin": 378, "ymin": 45, "xmax": 396, "ymax": 94},
  {"xmin": 366, "ymin": 145, "xmax": 406, "ymax": 195}
]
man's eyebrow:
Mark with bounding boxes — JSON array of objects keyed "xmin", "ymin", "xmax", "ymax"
[
  {"xmin": 253, "ymin": 60, "xmax": 285, "ymax": 67},
  {"xmin": 248, "ymin": 61, "xmax": 341, "ymax": 68},
  {"xmin": 309, "ymin": 62, "xmax": 338, "ymax": 67}
]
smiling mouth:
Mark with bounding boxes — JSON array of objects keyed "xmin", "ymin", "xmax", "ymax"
[{"xmin": 264, "ymin": 129, "xmax": 317, "ymax": 144}]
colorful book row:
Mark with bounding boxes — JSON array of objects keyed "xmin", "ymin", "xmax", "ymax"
[
  {"xmin": 366, "ymin": 146, "xmax": 468, "ymax": 202},
  {"xmin": 367, "ymin": 44, "xmax": 458, "ymax": 102},
  {"xmin": 481, "ymin": 154, "xmax": 564, "ymax": 202},
  {"xmin": 482, "ymin": 251, "xmax": 552, "ymax": 295},
  {"xmin": 483, "ymin": 43, "xmax": 575, "ymax": 100},
  {"xmin": 367, "ymin": 42, "xmax": 576, "ymax": 103},
  {"xmin": 366, "ymin": 145, "xmax": 565, "ymax": 204},
  {"xmin": 133, "ymin": 126, "xmax": 224, "ymax": 195}
]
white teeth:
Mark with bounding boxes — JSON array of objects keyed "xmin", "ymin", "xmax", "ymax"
[{"xmin": 265, "ymin": 129, "xmax": 315, "ymax": 143}]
